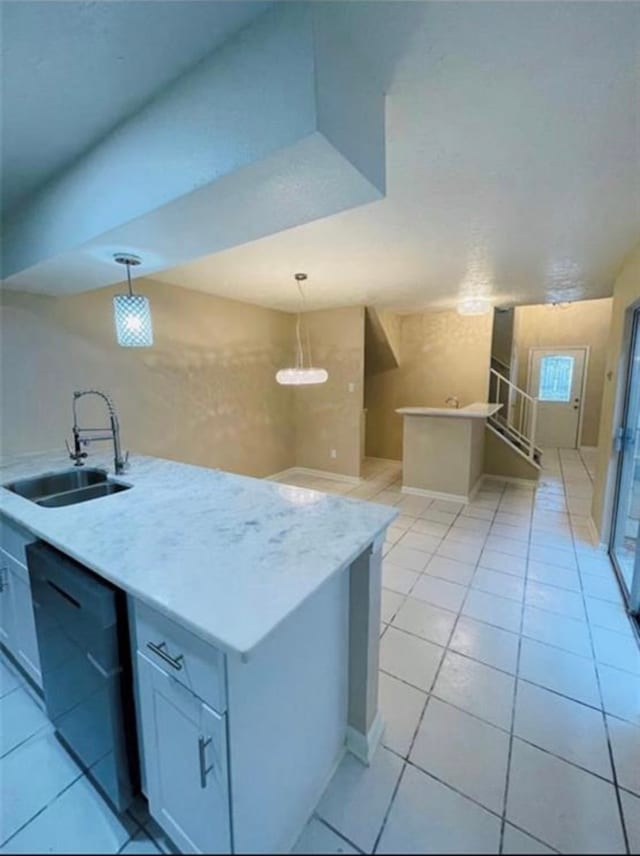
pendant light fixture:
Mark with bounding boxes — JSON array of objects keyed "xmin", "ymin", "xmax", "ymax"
[
  {"xmin": 276, "ymin": 273, "xmax": 328, "ymax": 385},
  {"xmin": 112, "ymin": 253, "xmax": 153, "ymax": 347}
]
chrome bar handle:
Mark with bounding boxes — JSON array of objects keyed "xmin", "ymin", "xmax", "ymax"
[
  {"xmin": 146, "ymin": 640, "xmax": 184, "ymax": 671},
  {"xmin": 198, "ymin": 736, "xmax": 213, "ymax": 789}
]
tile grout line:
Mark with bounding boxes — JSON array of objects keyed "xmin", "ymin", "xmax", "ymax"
[
  {"xmin": 380, "ymin": 491, "xmax": 469, "ymax": 630},
  {"xmin": 498, "ymin": 461, "xmax": 538, "ymax": 854},
  {"xmin": 372, "ymin": 480, "xmax": 510, "ymax": 854},
  {"xmin": 311, "ymin": 816, "xmax": 366, "ymax": 855},
  {"xmin": 0, "ymin": 769, "xmax": 92, "ymax": 849},
  {"xmin": 378, "ymin": 661, "xmax": 636, "ymax": 790},
  {"xmin": 381, "ymin": 750, "xmax": 562, "ymax": 854},
  {"xmin": 558, "ymin": 449, "xmax": 632, "ymax": 856},
  {"xmin": 301, "ymin": 462, "xmax": 638, "ymax": 853}
]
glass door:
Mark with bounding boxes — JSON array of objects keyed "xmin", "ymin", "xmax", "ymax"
[{"xmin": 610, "ymin": 307, "xmax": 640, "ymax": 614}]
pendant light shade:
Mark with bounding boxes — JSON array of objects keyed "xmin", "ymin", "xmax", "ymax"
[
  {"xmin": 113, "ymin": 254, "xmax": 153, "ymax": 347},
  {"xmin": 275, "ymin": 367, "xmax": 329, "ymax": 385},
  {"xmin": 276, "ymin": 273, "xmax": 328, "ymax": 386}
]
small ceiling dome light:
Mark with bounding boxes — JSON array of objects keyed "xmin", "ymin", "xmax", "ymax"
[
  {"xmin": 276, "ymin": 273, "xmax": 328, "ymax": 386},
  {"xmin": 457, "ymin": 297, "xmax": 492, "ymax": 316},
  {"xmin": 113, "ymin": 253, "xmax": 153, "ymax": 347}
]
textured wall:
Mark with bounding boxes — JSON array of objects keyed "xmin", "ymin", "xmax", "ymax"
[
  {"xmin": 365, "ymin": 310, "xmax": 493, "ymax": 460},
  {"xmin": 293, "ymin": 307, "xmax": 365, "ymax": 478},
  {"xmin": 0, "ymin": 282, "xmax": 295, "ymax": 477},
  {"xmin": 592, "ymin": 243, "xmax": 640, "ymax": 540},
  {"xmin": 514, "ymin": 298, "xmax": 612, "ymax": 447}
]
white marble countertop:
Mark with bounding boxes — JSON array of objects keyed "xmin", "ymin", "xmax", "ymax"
[
  {"xmin": 0, "ymin": 450, "xmax": 396, "ymax": 659},
  {"xmin": 396, "ymin": 403, "xmax": 502, "ymax": 419}
]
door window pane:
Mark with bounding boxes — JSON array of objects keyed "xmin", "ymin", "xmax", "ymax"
[{"xmin": 538, "ymin": 355, "xmax": 574, "ymax": 401}]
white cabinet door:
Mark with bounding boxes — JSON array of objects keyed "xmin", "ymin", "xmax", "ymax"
[
  {"xmin": 0, "ymin": 561, "xmax": 14, "ymax": 646},
  {"xmin": 8, "ymin": 568, "xmax": 42, "ymax": 687},
  {"xmin": 137, "ymin": 652, "xmax": 231, "ymax": 855}
]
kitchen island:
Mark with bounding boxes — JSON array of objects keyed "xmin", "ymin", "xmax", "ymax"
[
  {"xmin": 396, "ymin": 403, "xmax": 502, "ymax": 503},
  {"xmin": 0, "ymin": 451, "xmax": 396, "ymax": 854}
]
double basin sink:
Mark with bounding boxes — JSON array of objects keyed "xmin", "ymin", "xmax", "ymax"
[{"xmin": 3, "ymin": 468, "xmax": 131, "ymax": 508}]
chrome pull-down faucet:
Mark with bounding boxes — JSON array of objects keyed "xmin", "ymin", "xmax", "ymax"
[{"xmin": 69, "ymin": 390, "xmax": 128, "ymax": 475}]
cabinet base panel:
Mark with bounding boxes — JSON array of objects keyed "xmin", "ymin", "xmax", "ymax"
[{"xmin": 346, "ymin": 712, "xmax": 384, "ymax": 766}]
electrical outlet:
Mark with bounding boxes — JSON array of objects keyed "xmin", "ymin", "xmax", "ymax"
[
  {"xmin": 348, "ymin": 382, "xmax": 355, "ymax": 393},
  {"xmin": 330, "ymin": 449, "xmax": 337, "ymax": 459}
]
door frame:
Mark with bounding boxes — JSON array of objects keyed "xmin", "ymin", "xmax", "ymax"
[
  {"xmin": 526, "ymin": 345, "xmax": 590, "ymax": 449},
  {"xmin": 608, "ymin": 302, "xmax": 640, "ymax": 616}
]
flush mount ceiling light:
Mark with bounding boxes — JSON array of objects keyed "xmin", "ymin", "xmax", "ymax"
[
  {"xmin": 276, "ymin": 273, "xmax": 328, "ymax": 386},
  {"xmin": 112, "ymin": 253, "xmax": 153, "ymax": 347},
  {"xmin": 457, "ymin": 297, "xmax": 492, "ymax": 316}
]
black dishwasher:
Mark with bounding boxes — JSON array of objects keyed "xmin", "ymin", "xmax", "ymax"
[{"xmin": 26, "ymin": 542, "xmax": 139, "ymax": 813}]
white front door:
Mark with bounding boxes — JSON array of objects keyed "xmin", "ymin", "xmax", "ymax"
[{"xmin": 529, "ymin": 348, "xmax": 587, "ymax": 448}]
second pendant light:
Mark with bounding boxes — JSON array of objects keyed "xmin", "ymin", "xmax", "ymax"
[{"xmin": 276, "ymin": 273, "xmax": 328, "ymax": 386}]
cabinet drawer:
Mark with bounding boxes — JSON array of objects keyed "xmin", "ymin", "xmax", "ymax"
[
  {"xmin": 0, "ymin": 515, "xmax": 35, "ymax": 568},
  {"xmin": 134, "ymin": 601, "xmax": 226, "ymax": 714}
]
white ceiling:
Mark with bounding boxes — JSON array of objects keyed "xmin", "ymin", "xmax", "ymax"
[
  {"xmin": 0, "ymin": 0, "xmax": 270, "ymax": 213},
  {"xmin": 3, "ymin": 2, "xmax": 639, "ymax": 313},
  {"xmin": 153, "ymin": 1, "xmax": 640, "ymax": 312}
]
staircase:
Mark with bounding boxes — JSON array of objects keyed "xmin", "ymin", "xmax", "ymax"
[{"xmin": 488, "ymin": 368, "xmax": 543, "ymax": 470}]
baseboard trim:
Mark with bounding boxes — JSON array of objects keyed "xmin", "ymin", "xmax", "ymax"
[
  {"xmin": 401, "ymin": 485, "xmax": 470, "ymax": 504},
  {"xmin": 267, "ymin": 467, "xmax": 361, "ymax": 485},
  {"xmin": 469, "ymin": 477, "xmax": 484, "ymax": 501},
  {"xmin": 346, "ymin": 713, "xmax": 385, "ymax": 766},
  {"xmin": 587, "ymin": 516, "xmax": 607, "ymax": 551}
]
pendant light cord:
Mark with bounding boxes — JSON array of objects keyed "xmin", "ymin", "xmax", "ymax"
[
  {"xmin": 125, "ymin": 261, "xmax": 133, "ymax": 297},
  {"xmin": 295, "ymin": 278, "xmax": 313, "ymax": 369}
]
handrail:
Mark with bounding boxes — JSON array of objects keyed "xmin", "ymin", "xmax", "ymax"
[
  {"xmin": 491, "ymin": 412, "xmax": 531, "ymax": 447},
  {"xmin": 489, "ymin": 368, "xmax": 536, "ymax": 404},
  {"xmin": 489, "ymin": 368, "xmax": 539, "ymax": 462}
]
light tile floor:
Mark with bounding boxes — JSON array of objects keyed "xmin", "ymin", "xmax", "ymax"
[
  {"xmin": 0, "ymin": 658, "xmax": 164, "ymax": 853},
  {"xmin": 290, "ymin": 450, "xmax": 640, "ymax": 854},
  {"xmin": 1, "ymin": 451, "xmax": 638, "ymax": 854}
]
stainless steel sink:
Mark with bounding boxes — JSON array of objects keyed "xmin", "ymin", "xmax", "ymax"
[{"xmin": 4, "ymin": 468, "xmax": 131, "ymax": 507}]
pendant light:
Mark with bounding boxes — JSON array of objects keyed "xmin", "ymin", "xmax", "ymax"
[
  {"xmin": 112, "ymin": 253, "xmax": 153, "ymax": 347},
  {"xmin": 276, "ymin": 273, "xmax": 328, "ymax": 385}
]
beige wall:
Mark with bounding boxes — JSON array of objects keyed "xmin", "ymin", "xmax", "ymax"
[
  {"xmin": 365, "ymin": 310, "xmax": 493, "ymax": 460},
  {"xmin": 592, "ymin": 243, "xmax": 640, "ymax": 540},
  {"xmin": 0, "ymin": 282, "xmax": 296, "ymax": 478},
  {"xmin": 514, "ymin": 298, "xmax": 612, "ymax": 447},
  {"xmin": 293, "ymin": 306, "xmax": 365, "ymax": 478}
]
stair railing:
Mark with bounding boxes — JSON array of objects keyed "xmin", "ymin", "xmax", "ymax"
[{"xmin": 489, "ymin": 368, "xmax": 540, "ymax": 462}]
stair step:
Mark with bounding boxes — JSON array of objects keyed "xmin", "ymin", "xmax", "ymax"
[{"xmin": 487, "ymin": 416, "xmax": 542, "ymax": 470}]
